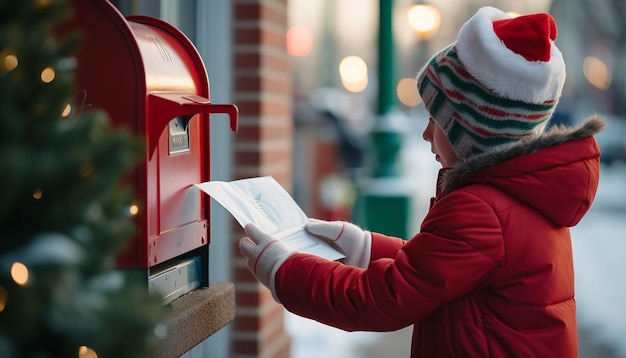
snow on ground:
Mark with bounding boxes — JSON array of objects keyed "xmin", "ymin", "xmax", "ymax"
[{"xmin": 571, "ymin": 163, "xmax": 626, "ymax": 356}]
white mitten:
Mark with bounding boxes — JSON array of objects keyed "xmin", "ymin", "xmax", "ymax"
[
  {"xmin": 304, "ymin": 219, "xmax": 372, "ymax": 268},
  {"xmin": 239, "ymin": 223, "xmax": 296, "ymax": 302}
]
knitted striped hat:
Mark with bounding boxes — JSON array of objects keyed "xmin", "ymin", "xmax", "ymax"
[{"xmin": 416, "ymin": 6, "xmax": 566, "ymax": 159}]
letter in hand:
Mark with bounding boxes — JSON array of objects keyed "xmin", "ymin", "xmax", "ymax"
[
  {"xmin": 239, "ymin": 223, "xmax": 296, "ymax": 302},
  {"xmin": 304, "ymin": 219, "xmax": 372, "ymax": 268}
]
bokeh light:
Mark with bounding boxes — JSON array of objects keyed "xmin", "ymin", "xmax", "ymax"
[
  {"xmin": 37, "ymin": 0, "xmax": 51, "ymax": 8},
  {"xmin": 129, "ymin": 204, "xmax": 139, "ymax": 216},
  {"xmin": 397, "ymin": 77, "xmax": 421, "ymax": 107},
  {"xmin": 62, "ymin": 104, "xmax": 72, "ymax": 117},
  {"xmin": 407, "ymin": 4, "xmax": 441, "ymax": 40},
  {"xmin": 583, "ymin": 56, "xmax": 611, "ymax": 90},
  {"xmin": 0, "ymin": 286, "xmax": 8, "ymax": 312},
  {"xmin": 4, "ymin": 54, "xmax": 18, "ymax": 71},
  {"xmin": 33, "ymin": 188, "xmax": 43, "ymax": 199},
  {"xmin": 287, "ymin": 25, "xmax": 313, "ymax": 57},
  {"xmin": 78, "ymin": 345, "xmax": 98, "ymax": 358},
  {"xmin": 41, "ymin": 67, "xmax": 55, "ymax": 83},
  {"xmin": 10, "ymin": 262, "xmax": 29, "ymax": 286},
  {"xmin": 339, "ymin": 55, "xmax": 368, "ymax": 93}
]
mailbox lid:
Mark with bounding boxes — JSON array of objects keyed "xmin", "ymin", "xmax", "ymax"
[{"xmin": 127, "ymin": 18, "xmax": 204, "ymax": 94}]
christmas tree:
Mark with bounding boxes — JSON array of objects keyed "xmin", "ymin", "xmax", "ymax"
[{"xmin": 0, "ymin": 0, "xmax": 164, "ymax": 357}]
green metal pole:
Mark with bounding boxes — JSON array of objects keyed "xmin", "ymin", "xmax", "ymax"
[
  {"xmin": 378, "ymin": 0, "xmax": 394, "ymax": 117},
  {"xmin": 353, "ymin": 0, "xmax": 411, "ymax": 239}
]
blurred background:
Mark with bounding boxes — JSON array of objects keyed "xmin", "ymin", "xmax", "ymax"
[{"xmin": 287, "ymin": 0, "xmax": 625, "ymax": 227}]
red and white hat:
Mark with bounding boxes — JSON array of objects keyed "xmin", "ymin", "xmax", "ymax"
[{"xmin": 416, "ymin": 6, "xmax": 566, "ymax": 159}]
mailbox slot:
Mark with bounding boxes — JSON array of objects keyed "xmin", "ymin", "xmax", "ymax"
[{"xmin": 169, "ymin": 116, "xmax": 191, "ymax": 155}]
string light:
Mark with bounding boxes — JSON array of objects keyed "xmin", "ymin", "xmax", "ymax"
[
  {"xmin": 33, "ymin": 188, "xmax": 43, "ymax": 199},
  {"xmin": 129, "ymin": 204, "xmax": 139, "ymax": 216},
  {"xmin": 36, "ymin": 0, "xmax": 51, "ymax": 8},
  {"xmin": 80, "ymin": 161, "xmax": 95, "ymax": 178},
  {"xmin": 10, "ymin": 262, "xmax": 29, "ymax": 286},
  {"xmin": 78, "ymin": 345, "xmax": 98, "ymax": 358},
  {"xmin": 0, "ymin": 286, "xmax": 8, "ymax": 312},
  {"xmin": 62, "ymin": 104, "xmax": 72, "ymax": 117},
  {"xmin": 40, "ymin": 67, "xmax": 55, "ymax": 83},
  {"xmin": 3, "ymin": 54, "xmax": 18, "ymax": 71}
]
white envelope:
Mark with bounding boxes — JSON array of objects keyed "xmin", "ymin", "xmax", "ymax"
[{"xmin": 196, "ymin": 176, "xmax": 345, "ymax": 261}]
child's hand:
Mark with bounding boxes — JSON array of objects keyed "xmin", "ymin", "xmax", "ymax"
[
  {"xmin": 239, "ymin": 223, "xmax": 296, "ymax": 303},
  {"xmin": 304, "ymin": 219, "xmax": 372, "ymax": 268}
]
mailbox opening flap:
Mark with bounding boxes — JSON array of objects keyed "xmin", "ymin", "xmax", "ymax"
[{"xmin": 148, "ymin": 93, "xmax": 238, "ymax": 155}]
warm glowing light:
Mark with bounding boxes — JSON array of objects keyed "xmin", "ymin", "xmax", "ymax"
[
  {"xmin": 397, "ymin": 77, "xmax": 421, "ymax": 107},
  {"xmin": 78, "ymin": 346, "xmax": 98, "ymax": 358},
  {"xmin": 10, "ymin": 262, "xmax": 29, "ymax": 286},
  {"xmin": 33, "ymin": 188, "xmax": 43, "ymax": 199},
  {"xmin": 583, "ymin": 56, "xmax": 611, "ymax": 90},
  {"xmin": 341, "ymin": 76, "xmax": 368, "ymax": 93},
  {"xmin": 62, "ymin": 104, "xmax": 71, "ymax": 117},
  {"xmin": 506, "ymin": 11, "xmax": 521, "ymax": 18},
  {"xmin": 0, "ymin": 286, "xmax": 8, "ymax": 312},
  {"xmin": 80, "ymin": 161, "xmax": 94, "ymax": 178},
  {"xmin": 37, "ymin": 0, "xmax": 52, "ymax": 8},
  {"xmin": 286, "ymin": 25, "xmax": 313, "ymax": 57},
  {"xmin": 41, "ymin": 67, "xmax": 55, "ymax": 83},
  {"xmin": 407, "ymin": 4, "xmax": 441, "ymax": 40},
  {"xmin": 129, "ymin": 205, "xmax": 139, "ymax": 216},
  {"xmin": 339, "ymin": 56, "xmax": 368, "ymax": 93},
  {"xmin": 4, "ymin": 54, "xmax": 18, "ymax": 71}
]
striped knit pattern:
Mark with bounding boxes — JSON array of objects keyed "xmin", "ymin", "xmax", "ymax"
[{"xmin": 416, "ymin": 44, "xmax": 558, "ymax": 159}]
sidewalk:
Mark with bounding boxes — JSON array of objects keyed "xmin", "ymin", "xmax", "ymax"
[{"xmin": 287, "ymin": 313, "xmax": 623, "ymax": 358}]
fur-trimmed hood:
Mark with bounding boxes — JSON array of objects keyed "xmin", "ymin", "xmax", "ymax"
[{"xmin": 437, "ymin": 114, "xmax": 605, "ymax": 226}]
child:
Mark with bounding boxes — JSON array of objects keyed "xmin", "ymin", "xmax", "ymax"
[{"xmin": 240, "ymin": 6, "xmax": 604, "ymax": 357}]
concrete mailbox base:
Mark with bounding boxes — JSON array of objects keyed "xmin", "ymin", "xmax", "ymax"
[{"xmin": 153, "ymin": 281, "xmax": 235, "ymax": 358}]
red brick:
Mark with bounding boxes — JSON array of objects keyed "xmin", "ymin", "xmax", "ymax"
[
  {"xmin": 233, "ymin": 265, "xmax": 257, "ymax": 283},
  {"xmin": 235, "ymin": 2, "xmax": 287, "ymax": 27},
  {"xmin": 235, "ymin": 51, "xmax": 262, "ymax": 68},
  {"xmin": 232, "ymin": 337, "xmax": 259, "ymax": 355},
  {"xmin": 232, "ymin": 124, "xmax": 291, "ymax": 143},
  {"xmin": 231, "ymin": 1, "xmax": 293, "ymax": 356},
  {"xmin": 234, "ymin": 3, "xmax": 262, "ymax": 21},
  {"xmin": 233, "ymin": 314, "xmax": 261, "ymax": 331},
  {"xmin": 233, "ymin": 125, "xmax": 262, "ymax": 142},
  {"xmin": 235, "ymin": 74, "xmax": 291, "ymax": 93},
  {"xmin": 234, "ymin": 288, "xmax": 262, "ymax": 307}
]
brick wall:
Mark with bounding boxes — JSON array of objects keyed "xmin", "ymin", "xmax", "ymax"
[{"xmin": 231, "ymin": 1, "xmax": 293, "ymax": 357}]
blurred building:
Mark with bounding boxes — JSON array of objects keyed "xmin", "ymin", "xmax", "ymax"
[{"xmin": 551, "ymin": 0, "xmax": 626, "ymax": 118}]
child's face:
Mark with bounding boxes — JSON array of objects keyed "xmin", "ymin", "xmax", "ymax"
[{"xmin": 422, "ymin": 117, "xmax": 459, "ymax": 167}]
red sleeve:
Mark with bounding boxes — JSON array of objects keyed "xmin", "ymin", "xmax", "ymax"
[
  {"xmin": 274, "ymin": 189, "xmax": 505, "ymax": 332},
  {"xmin": 369, "ymin": 232, "xmax": 406, "ymax": 261}
]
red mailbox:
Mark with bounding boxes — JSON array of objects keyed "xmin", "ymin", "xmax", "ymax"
[{"xmin": 57, "ymin": 0, "xmax": 238, "ymax": 301}]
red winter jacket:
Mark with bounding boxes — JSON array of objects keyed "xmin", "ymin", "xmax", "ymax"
[{"xmin": 275, "ymin": 116, "xmax": 604, "ymax": 357}]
